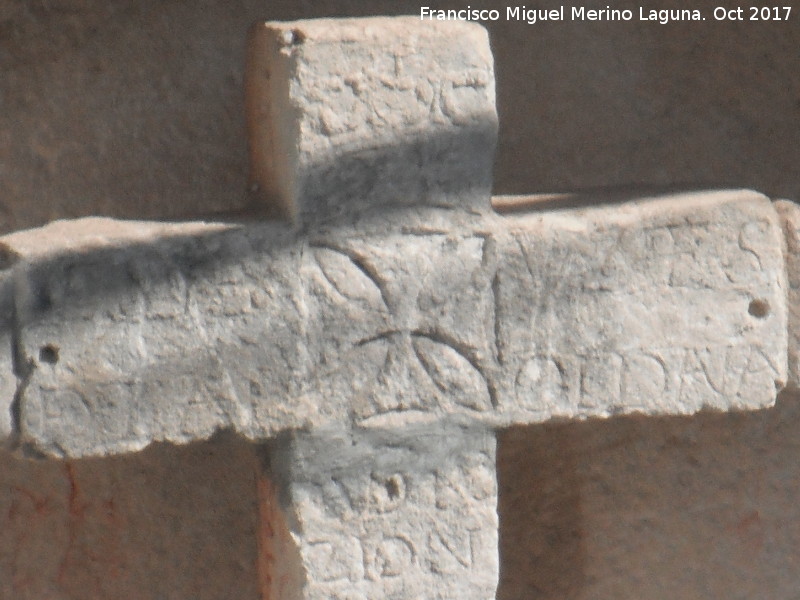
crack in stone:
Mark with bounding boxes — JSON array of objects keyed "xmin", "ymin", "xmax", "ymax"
[
  {"xmin": 491, "ymin": 272, "xmax": 502, "ymax": 365},
  {"xmin": 355, "ymin": 330, "xmax": 401, "ymax": 347},
  {"xmin": 9, "ymin": 265, "xmax": 35, "ymax": 446}
]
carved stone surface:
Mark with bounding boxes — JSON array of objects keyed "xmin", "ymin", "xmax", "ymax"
[
  {"xmin": 0, "ymin": 14, "xmax": 796, "ymax": 600},
  {"xmin": 0, "ymin": 16, "xmax": 784, "ymax": 461},
  {"xmin": 0, "ymin": 254, "xmax": 16, "ymax": 443},
  {"xmin": 775, "ymin": 200, "xmax": 800, "ymax": 389},
  {"xmin": 265, "ymin": 424, "xmax": 498, "ymax": 600},
  {"xmin": 0, "ymin": 189, "xmax": 786, "ymax": 458},
  {"xmin": 245, "ymin": 17, "xmax": 497, "ymax": 222},
  {"xmin": 493, "ymin": 191, "xmax": 787, "ymax": 420}
]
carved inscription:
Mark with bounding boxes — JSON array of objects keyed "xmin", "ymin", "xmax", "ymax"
[
  {"xmin": 307, "ymin": 233, "xmax": 496, "ymax": 424},
  {"xmin": 495, "ymin": 195, "xmax": 785, "ymax": 418},
  {"xmin": 513, "ymin": 346, "xmax": 781, "ymax": 415},
  {"xmin": 275, "ymin": 427, "xmax": 498, "ymax": 600},
  {"xmin": 308, "ymin": 195, "xmax": 784, "ymax": 424},
  {"xmin": 13, "ymin": 191, "xmax": 786, "ymax": 456},
  {"xmin": 247, "ymin": 18, "xmax": 497, "ymax": 221}
]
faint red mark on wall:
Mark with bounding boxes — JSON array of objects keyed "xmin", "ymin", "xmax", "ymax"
[
  {"xmin": 257, "ymin": 472, "xmax": 302, "ymax": 600},
  {"xmin": 57, "ymin": 462, "xmax": 85, "ymax": 587},
  {"xmin": 56, "ymin": 462, "xmax": 129, "ymax": 596},
  {"xmin": 735, "ymin": 509, "xmax": 765, "ymax": 553},
  {"xmin": 7, "ymin": 485, "xmax": 53, "ymax": 593}
]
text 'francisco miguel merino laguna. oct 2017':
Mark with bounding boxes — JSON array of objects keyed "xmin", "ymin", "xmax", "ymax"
[{"xmin": 419, "ymin": 6, "xmax": 792, "ymax": 24}]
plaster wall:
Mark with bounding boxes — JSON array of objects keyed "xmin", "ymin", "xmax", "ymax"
[
  {"xmin": 498, "ymin": 391, "xmax": 800, "ymax": 599},
  {"xmin": 0, "ymin": 434, "xmax": 260, "ymax": 600}
]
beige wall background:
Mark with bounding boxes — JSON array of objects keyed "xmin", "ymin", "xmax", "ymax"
[
  {"xmin": 498, "ymin": 391, "xmax": 800, "ymax": 599},
  {"xmin": 1, "ymin": 1, "xmax": 799, "ymax": 598}
]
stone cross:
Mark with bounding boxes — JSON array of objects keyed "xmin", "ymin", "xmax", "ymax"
[{"xmin": 0, "ymin": 16, "xmax": 796, "ymax": 600}]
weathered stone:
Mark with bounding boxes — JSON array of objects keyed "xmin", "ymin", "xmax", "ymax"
[
  {"xmin": 264, "ymin": 424, "xmax": 498, "ymax": 600},
  {"xmin": 0, "ymin": 18, "xmax": 787, "ymax": 463},
  {"xmin": 4, "ymin": 217, "xmax": 305, "ymax": 456},
  {"xmin": 0, "ymin": 11, "xmax": 798, "ymax": 600},
  {"xmin": 0, "ymin": 189, "xmax": 786, "ymax": 457},
  {"xmin": 774, "ymin": 200, "xmax": 800, "ymax": 389},
  {"xmin": 0, "ymin": 246, "xmax": 17, "ymax": 443},
  {"xmin": 493, "ymin": 190, "xmax": 787, "ymax": 419},
  {"xmin": 245, "ymin": 17, "xmax": 497, "ymax": 223}
]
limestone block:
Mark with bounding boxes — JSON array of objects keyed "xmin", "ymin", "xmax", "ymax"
[
  {"xmin": 301, "ymin": 190, "xmax": 786, "ymax": 428},
  {"xmin": 245, "ymin": 17, "xmax": 498, "ymax": 223},
  {"xmin": 0, "ymin": 189, "xmax": 786, "ymax": 458},
  {"xmin": 774, "ymin": 200, "xmax": 800, "ymax": 388},
  {"xmin": 4, "ymin": 218, "xmax": 309, "ymax": 457},
  {"xmin": 492, "ymin": 190, "xmax": 787, "ymax": 420},
  {"xmin": 264, "ymin": 424, "xmax": 498, "ymax": 600}
]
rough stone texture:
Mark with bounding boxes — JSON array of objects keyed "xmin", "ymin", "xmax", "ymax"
[
  {"xmin": 774, "ymin": 200, "xmax": 800, "ymax": 389},
  {"xmin": 266, "ymin": 424, "xmax": 498, "ymax": 600},
  {"xmin": 1, "ymin": 9, "xmax": 798, "ymax": 599},
  {"xmin": 246, "ymin": 18, "xmax": 497, "ymax": 222},
  {"xmin": 0, "ymin": 434, "xmax": 259, "ymax": 600},
  {"xmin": 492, "ymin": 191, "xmax": 786, "ymax": 420},
  {"xmin": 1, "ymin": 1, "xmax": 798, "ymax": 231},
  {"xmin": 497, "ymin": 390, "xmax": 800, "ymax": 600},
  {"xmin": 0, "ymin": 190, "xmax": 784, "ymax": 457},
  {"xmin": 0, "ymin": 247, "xmax": 17, "ymax": 443}
]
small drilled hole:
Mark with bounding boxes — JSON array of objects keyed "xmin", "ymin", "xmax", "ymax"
[
  {"xmin": 39, "ymin": 344, "xmax": 59, "ymax": 364},
  {"xmin": 748, "ymin": 299, "xmax": 770, "ymax": 318},
  {"xmin": 279, "ymin": 29, "xmax": 305, "ymax": 47},
  {"xmin": 385, "ymin": 477, "xmax": 401, "ymax": 500}
]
